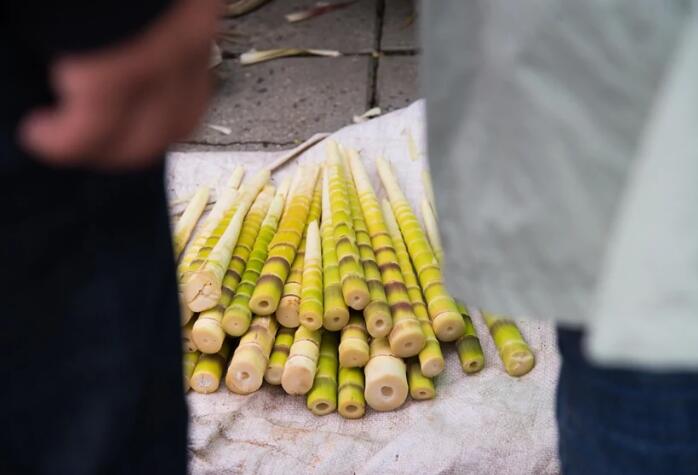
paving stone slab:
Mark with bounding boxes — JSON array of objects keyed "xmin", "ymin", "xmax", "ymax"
[
  {"xmin": 188, "ymin": 56, "xmax": 372, "ymax": 145},
  {"xmin": 222, "ymin": 0, "xmax": 377, "ymax": 55},
  {"xmin": 376, "ymin": 54, "xmax": 420, "ymax": 112},
  {"xmin": 381, "ymin": 0, "xmax": 418, "ymax": 52}
]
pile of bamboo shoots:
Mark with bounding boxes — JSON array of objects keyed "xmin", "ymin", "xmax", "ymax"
[{"xmin": 177, "ymin": 140, "xmax": 535, "ymax": 417}]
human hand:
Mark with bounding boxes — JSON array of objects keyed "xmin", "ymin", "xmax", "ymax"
[{"xmin": 19, "ymin": 0, "xmax": 222, "ymax": 171}]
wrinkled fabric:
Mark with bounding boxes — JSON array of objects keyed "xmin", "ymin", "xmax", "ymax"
[
  {"xmin": 422, "ymin": 0, "xmax": 698, "ymax": 368},
  {"xmin": 169, "ymin": 103, "xmax": 561, "ymax": 474}
]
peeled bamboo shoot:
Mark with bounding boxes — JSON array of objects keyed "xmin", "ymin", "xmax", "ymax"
[
  {"xmin": 421, "ymin": 197, "xmax": 444, "ymax": 267},
  {"xmin": 342, "ymin": 148, "xmax": 391, "ymax": 337},
  {"xmin": 364, "ymin": 337, "xmax": 408, "ymax": 411},
  {"xmin": 178, "ymin": 166, "xmax": 244, "ymax": 325},
  {"xmin": 264, "ymin": 327, "xmax": 295, "ymax": 385},
  {"xmin": 193, "ymin": 185, "xmax": 275, "ymax": 353},
  {"xmin": 298, "ymin": 220, "xmax": 323, "ymax": 330},
  {"xmin": 347, "ymin": 153, "xmax": 423, "ymax": 356},
  {"xmin": 338, "ymin": 367, "xmax": 366, "ymax": 419},
  {"xmin": 185, "ymin": 170, "xmax": 270, "ymax": 312},
  {"xmin": 382, "ymin": 199, "xmax": 444, "ymax": 377},
  {"xmin": 456, "ymin": 301, "xmax": 485, "ymax": 374},
  {"xmin": 250, "ymin": 165, "xmax": 320, "ymax": 315},
  {"xmin": 190, "ymin": 339, "xmax": 232, "ymax": 394},
  {"xmin": 226, "ymin": 316, "xmax": 278, "ymax": 394},
  {"xmin": 306, "ymin": 332, "xmax": 338, "ymax": 415},
  {"xmin": 222, "ymin": 178, "xmax": 291, "ymax": 336},
  {"xmin": 376, "ymin": 158, "xmax": 464, "ymax": 342},
  {"xmin": 281, "ymin": 326, "xmax": 322, "ymax": 395},
  {"xmin": 326, "ymin": 141, "xmax": 369, "ymax": 310},
  {"xmin": 321, "ymin": 168, "xmax": 350, "ymax": 330},
  {"xmin": 483, "ymin": 310, "xmax": 535, "ymax": 377},
  {"xmin": 173, "ymin": 186, "xmax": 210, "ymax": 258},
  {"xmin": 338, "ymin": 312, "xmax": 369, "ymax": 368},
  {"xmin": 407, "ymin": 359, "xmax": 435, "ymax": 400},
  {"xmin": 277, "ymin": 180, "xmax": 322, "ymax": 328}
]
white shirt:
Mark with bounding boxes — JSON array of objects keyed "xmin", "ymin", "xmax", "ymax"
[{"xmin": 423, "ymin": 0, "xmax": 698, "ymax": 368}]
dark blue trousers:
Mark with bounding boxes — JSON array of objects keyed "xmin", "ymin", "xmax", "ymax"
[
  {"xmin": 557, "ymin": 329, "xmax": 698, "ymax": 475},
  {"xmin": 0, "ymin": 153, "xmax": 187, "ymax": 475}
]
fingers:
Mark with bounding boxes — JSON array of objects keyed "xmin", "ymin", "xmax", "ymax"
[
  {"xmin": 18, "ymin": 0, "xmax": 221, "ymax": 170},
  {"xmin": 93, "ymin": 51, "xmax": 214, "ymax": 170},
  {"xmin": 18, "ymin": 73, "xmax": 131, "ymax": 163}
]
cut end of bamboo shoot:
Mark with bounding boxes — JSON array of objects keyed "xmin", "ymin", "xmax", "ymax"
[
  {"xmin": 221, "ymin": 310, "xmax": 251, "ymax": 337},
  {"xmin": 364, "ymin": 301, "xmax": 392, "ymax": 338},
  {"xmin": 338, "ymin": 340, "xmax": 370, "ymax": 368},
  {"xmin": 338, "ymin": 367, "xmax": 365, "ymax": 419},
  {"xmin": 322, "ymin": 307, "xmax": 351, "ymax": 331},
  {"xmin": 432, "ymin": 311, "xmax": 466, "ymax": 342},
  {"xmin": 364, "ymin": 338, "xmax": 408, "ymax": 412},
  {"xmin": 190, "ymin": 372, "xmax": 220, "ymax": 394},
  {"xmin": 192, "ymin": 318, "xmax": 226, "ymax": 354},
  {"xmin": 248, "ymin": 282, "xmax": 282, "ymax": 315},
  {"xmin": 281, "ymin": 366, "xmax": 316, "ymax": 395},
  {"xmin": 364, "ymin": 359, "xmax": 408, "ymax": 411},
  {"xmin": 308, "ymin": 398, "xmax": 336, "ymax": 416},
  {"xmin": 226, "ymin": 358, "xmax": 265, "ymax": 394},
  {"xmin": 389, "ymin": 322, "xmax": 426, "ymax": 358},
  {"xmin": 342, "ymin": 277, "xmax": 371, "ymax": 311},
  {"xmin": 338, "ymin": 401, "xmax": 364, "ymax": 419},
  {"xmin": 184, "ymin": 271, "xmax": 222, "ymax": 312},
  {"xmin": 482, "ymin": 310, "xmax": 535, "ymax": 377},
  {"xmin": 264, "ymin": 366, "xmax": 284, "ymax": 386},
  {"xmin": 420, "ymin": 355, "xmax": 445, "ymax": 378},
  {"xmin": 501, "ymin": 343, "xmax": 535, "ymax": 377},
  {"xmin": 407, "ymin": 361, "xmax": 435, "ymax": 400},
  {"xmin": 281, "ymin": 327, "xmax": 322, "ymax": 395},
  {"xmin": 459, "ymin": 343, "xmax": 485, "ymax": 374},
  {"xmin": 277, "ymin": 295, "xmax": 301, "ymax": 328}
]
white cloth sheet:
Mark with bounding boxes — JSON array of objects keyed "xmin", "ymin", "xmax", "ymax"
[{"xmin": 167, "ymin": 102, "xmax": 560, "ymax": 475}]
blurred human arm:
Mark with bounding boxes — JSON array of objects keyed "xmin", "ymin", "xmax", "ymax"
[{"xmin": 12, "ymin": 0, "xmax": 221, "ymax": 170}]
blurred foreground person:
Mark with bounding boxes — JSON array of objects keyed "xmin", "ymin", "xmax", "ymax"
[
  {"xmin": 422, "ymin": 2, "xmax": 698, "ymax": 474},
  {"xmin": 1, "ymin": 0, "xmax": 219, "ymax": 473}
]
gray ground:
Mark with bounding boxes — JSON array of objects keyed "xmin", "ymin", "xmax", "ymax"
[{"xmin": 177, "ymin": 0, "xmax": 419, "ymax": 152}]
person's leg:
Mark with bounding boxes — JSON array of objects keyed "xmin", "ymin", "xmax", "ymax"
[
  {"xmin": 0, "ymin": 161, "xmax": 187, "ymax": 475},
  {"xmin": 556, "ymin": 328, "xmax": 698, "ymax": 475}
]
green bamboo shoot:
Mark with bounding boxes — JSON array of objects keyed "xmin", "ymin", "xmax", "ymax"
[
  {"xmin": 376, "ymin": 158, "xmax": 464, "ymax": 342},
  {"xmin": 221, "ymin": 178, "xmax": 291, "ymax": 336},
  {"xmin": 382, "ymin": 199, "xmax": 444, "ymax": 377},
  {"xmin": 407, "ymin": 359, "xmax": 435, "ymax": 400},
  {"xmin": 193, "ymin": 184, "xmax": 275, "ymax": 353},
  {"xmin": 277, "ymin": 179, "xmax": 322, "ymax": 328},
  {"xmin": 483, "ymin": 310, "xmax": 535, "ymax": 377},
  {"xmin": 190, "ymin": 339, "xmax": 232, "ymax": 394},
  {"xmin": 456, "ymin": 301, "xmax": 485, "ymax": 374},
  {"xmin": 184, "ymin": 170, "xmax": 270, "ymax": 312},
  {"xmin": 298, "ymin": 220, "xmax": 323, "ymax": 330},
  {"xmin": 173, "ymin": 186, "xmax": 210, "ymax": 258},
  {"xmin": 321, "ymin": 168, "xmax": 350, "ymax": 330},
  {"xmin": 281, "ymin": 326, "xmax": 322, "ymax": 395},
  {"xmin": 226, "ymin": 315, "xmax": 278, "ymax": 394},
  {"xmin": 264, "ymin": 326, "xmax": 295, "ymax": 385},
  {"xmin": 250, "ymin": 164, "xmax": 320, "ymax": 315},
  {"xmin": 364, "ymin": 337, "xmax": 408, "ymax": 411},
  {"xmin": 306, "ymin": 332, "xmax": 339, "ymax": 415},
  {"xmin": 338, "ymin": 367, "xmax": 366, "ymax": 419},
  {"xmin": 347, "ymin": 153, "xmax": 424, "ymax": 357},
  {"xmin": 326, "ymin": 141, "xmax": 369, "ymax": 310}
]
